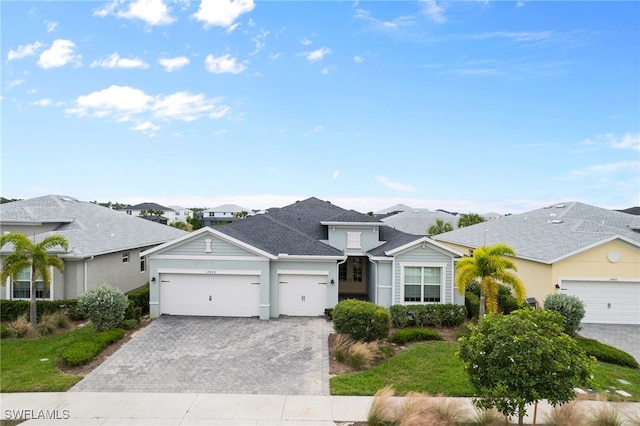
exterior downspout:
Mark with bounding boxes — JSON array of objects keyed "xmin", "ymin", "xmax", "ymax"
[
  {"xmin": 83, "ymin": 256, "xmax": 95, "ymax": 294},
  {"xmin": 369, "ymin": 257, "xmax": 379, "ymax": 305},
  {"xmin": 336, "ymin": 256, "xmax": 347, "ymax": 302}
]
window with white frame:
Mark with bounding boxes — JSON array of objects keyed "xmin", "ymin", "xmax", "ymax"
[
  {"xmin": 12, "ymin": 267, "xmax": 51, "ymax": 300},
  {"xmin": 122, "ymin": 252, "xmax": 130, "ymax": 263},
  {"xmin": 346, "ymin": 232, "xmax": 361, "ymax": 249},
  {"xmin": 140, "ymin": 256, "xmax": 146, "ymax": 272},
  {"xmin": 403, "ymin": 266, "xmax": 442, "ymax": 303}
]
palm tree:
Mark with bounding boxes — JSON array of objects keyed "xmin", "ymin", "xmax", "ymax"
[
  {"xmin": 458, "ymin": 213, "xmax": 486, "ymax": 228},
  {"xmin": 455, "ymin": 243, "xmax": 525, "ymax": 316},
  {"xmin": 0, "ymin": 233, "xmax": 69, "ymax": 327},
  {"xmin": 232, "ymin": 211, "xmax": 249, "ymax": 219},
  {"xmin": 428, "ymin": 219, "xmax": 453, "ymax": 236}
]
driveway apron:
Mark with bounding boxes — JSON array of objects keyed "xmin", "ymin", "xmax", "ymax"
[
  {"xmin": 578, "ymin": 323, "xmax": 640, "ymax": 363},
  {"xmin": 70, "ymin": 316, "xmax": 332, "ymax": 395}
]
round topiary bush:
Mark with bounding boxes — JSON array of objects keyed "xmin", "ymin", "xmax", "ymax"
[
  {"xmin": 78, "ymin": 284, "xmax": 129, "ymax": 332},
  {"xmin": 332, "ymin": 299, "xmax": 391, "ymax": 342},
  {"xmin": 543, "ymin": 293, "xmax": 585, "ymax": 336}
]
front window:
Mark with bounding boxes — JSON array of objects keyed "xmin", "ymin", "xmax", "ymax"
[
  {"xmin": 123, "ymin": 252, "xmax": 130, "ymax": 263},
  {"xmin": 12, "ymin": 268, "xmax": 50, "ymax": 299},
  {"xmin": 347, "ymin": 232, "xmax": 361, "ymax": 249},
  {"xmin": 404, "ymin": 266, "xmax": 441, "ymax": 303}
]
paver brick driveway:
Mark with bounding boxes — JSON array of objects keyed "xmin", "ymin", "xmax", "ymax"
[{"xmin": 70, "ymin": 316, "xmax": 332, "ymax": 395}]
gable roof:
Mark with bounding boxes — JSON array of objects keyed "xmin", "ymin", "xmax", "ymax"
[
  {"xmin": 210, "ymin": 197, "xmax": 446, "ymax": 259},
  {"xmin": 203, "ymin": 204, "xmax": 250, "ymax": 213},
  {"xmin": 381, "ymin": 208, "xmax": 459, "ymax": 235},
  {"xmin": 1, "ymin": 195, "xmax": 188, "ymax": 258},
  {"xmin": 433, "ymin": 202, "xmax": 640, "ymax": 263}
]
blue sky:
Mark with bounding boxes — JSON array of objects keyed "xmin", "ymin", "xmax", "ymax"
[{"xmin": 2, "ymin": 0, "xmax": 638, "ymax": 214}]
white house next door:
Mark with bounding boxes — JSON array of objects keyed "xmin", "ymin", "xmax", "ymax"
[{"xmin": 279, "ymin": 273, "xmax": 328, "ymax": 316}]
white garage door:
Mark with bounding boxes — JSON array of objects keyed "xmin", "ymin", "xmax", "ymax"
[
  {"xmin": 279, "ymin": 274, "xmax": 328, "ymax": 316},
  {"xmin": 160, "ymin": 273, "xmax": 260, "ymax": 317},
  {"xmin": 560, "ymin": 280, "xmax": 640, "ymax": 325}
]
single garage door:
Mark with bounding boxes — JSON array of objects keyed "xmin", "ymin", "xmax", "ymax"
[
  {"xmin": 279, "ymin": 273, "xmax": 328, "ymax": 316},
  {"xmin": 560, "ymin": 280, "xmax": 640, "ymax": 325},
  {"xmin": 160, "ymin": 273, "xmax": 260, "ymax": 317}
]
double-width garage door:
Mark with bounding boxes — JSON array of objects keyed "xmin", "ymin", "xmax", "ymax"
[
  {"xmin": 279, "ymin": 273, "xmax": 328, "ymax": 316},
  {"xmin": 560, "ymin": 280, "xmax": 640, "ymax": 325},
  {"xmin": 160, "ymin": 273, "xmax": 260, "ymax": 317}
]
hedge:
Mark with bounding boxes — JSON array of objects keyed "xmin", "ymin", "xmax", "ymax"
[
  {"xmin": 389, "ymin": 304, "xmax": 467, "ymax": 328},
  {"xmin": 575, "ymin": 337, "xmax": 639, "ymax": 369},
  {"xmin": 61, "ymin": 328, "xmax": 125, "ymax": 367},
  {"xmin": 390, "ymin": 327, "xmax": 444, "ymax": 344},
  {"xmin": 333, "ymin": 299, "xmax": 391, "ymax": 342},
  {"xmin": 127, "ymin": 284, "xmax": 150, "ymax": 316},
  {"xmin": 0, "ymin": 299, "xmax": 84, "ymax": 322}
]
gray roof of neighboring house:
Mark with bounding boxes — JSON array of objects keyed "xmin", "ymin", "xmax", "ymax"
[
  {"xmin": 382, "ymin": 209, "xmax": 459, "ymax": 236},
  {"xmin": 204, "ymin": 204, "xmax": 250, "ymax": 213},
  {"xmin": 216, "ymin": 197, "xmax": 425, "ymax": 258},
  {"xmin": 433, "ymin": 202, "xmax": 640, "ymax": 263},
  {"xmin": 1, "ymin": 195, "xmax": 188, "ymax": 258},
  {"xmin": 168, "ymin": 205, "xmax": 193, "ymax": 212},
  {"xmin": 122, "ymin": 202, "xmax": 174, "ymax": 211}
]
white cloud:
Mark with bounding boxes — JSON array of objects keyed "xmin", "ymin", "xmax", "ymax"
[
  {"xmin": 353, "ymin": 55, "xmax": 364, "ymax": 63},
  {"xmin": 305, "ymin": 47, "xmax": 331, "ymax": 63},
  {"xmin": 300, "ymin": 37, "xmax": 312, "ymax": 46},
  {"xmin": 303, "ymin": 125, "xmax": 325, "ymax": 136},
  {"xmin": 580, "ymin": 132, "xmax": 640, "ymax": 151},
  {"xmin": 377, "ymin": 176, "xmax": 417, "ymax": 192},
  {"xmin": 193, "ymin": 0, "xmax": 255, "ymax": 29},
  {"xmin": 354, "ymin": 9, "xmax": 415, "ymax": 31},
  {"xmin": 30, "ymin": 98, "xmax": 62, "ymax": 107},
  {"xmin": 7, "ymin": 79, "xmax": 25, "ymax": 88},
  {"xmin": 250, "ymin": 29, "xmax": 269, "ymax": 55},
  {"xmin": 7, "ymin": 41, "xmax": 43, "ymax": 61},
  {"xmin": 90, "ymin": 52, "xmax": 149, "ymax": 69},
  {"xmin": 95, "ymin": 0, "xmax": 175, "ymax": 26},
  {"xmin": 45, "ymin": 21, "xmax": 58, "ymax": 32},
  {"xmin": 332, "ymin": 170, "xmax": 339, "ymax": 179},
  {"xmin": 420, "ymin": 0, "xmax": 446, "ymax": 23},
  {"xmin": 66, "ymin": 85, "xmax": 231, "ymax": 132},
  {"xmin": 568, "ymin": 161, "xmax": 639, "ymax": 180},
  {"xmin": 37, "ymin": 39, "xmax": 81, "ymax": 69},
  {"xmin": 204, "ymin": 54, "xmax": 246, "ymax": 74},
  {"xmin": 158, "ymin": 56, "xmax": 190, "ymax": 72}
]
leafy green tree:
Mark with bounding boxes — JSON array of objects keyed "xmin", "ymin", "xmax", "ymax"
[
  {"xmin": 232, "ymin": 211, "xmax": 249, "ymax": 219},
  {"xmin": 458, "ymin": 213, "xmax": 486, "ymax": 228},
  {"xmin": 170, "ymin": 221, "xmax": 191, "ymax": 231},
  {"xmin": 0, "ymin": 233, "xmax": 69, "ymax": 327},
  {"xmin": 427, "ymin": 218, "xmax": 453, "ymax": 236},
  {"xmin": 186, "ymin": 215, "xmax": 202, "ymax": 230},
  {"xmin": 458, "ymin": 309, "xmax": 594, "ymax": 425},
  {"xmin": 455, "ymin": 243, "xmax": 525, "ymax": 316}
]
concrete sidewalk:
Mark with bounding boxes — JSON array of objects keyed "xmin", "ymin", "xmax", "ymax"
[{"xmin": 1, "ymin": 392, "xmax": 639, "ymax": 425}]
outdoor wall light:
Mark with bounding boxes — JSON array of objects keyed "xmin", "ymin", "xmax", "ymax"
[
  {"xmin": 554, "ymin": 283, "xmax": 560, "ymax": 289},
  {"xmin": 151, "ymin": 277, "xmax": 156, "ymax": 282},
  {"xmin": 330, "ymin": 279, "xmax": 335, "ymax": 284}
]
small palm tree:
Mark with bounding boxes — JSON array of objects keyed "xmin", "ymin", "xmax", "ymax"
[
  {"xmin": 0, "ymin": 233, "xmax": 69, "ymax": 327},
  {"xmin": 455, "ymin": 243, "xmax": 525, "ymax": 316},
  {"xmin": 428, "ymin": 219, "xmax": 453, "ymax": 236}
]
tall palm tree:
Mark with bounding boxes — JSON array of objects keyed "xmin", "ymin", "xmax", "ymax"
[
  {"xmin": 428, "ymin": 218, "xmax": 453, "ymax": 236},
  {"xmin": 455, "ymin": 243, "xmax": 525, "ymax": 316},
  {"xmin": 0, "ymin": 233, "xmax": 69, "ymax": 327}
]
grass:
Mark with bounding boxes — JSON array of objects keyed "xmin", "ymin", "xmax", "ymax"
[
  {"xmin": 331, "ymin": 341, "xmax": 475, "ymax": 396},
  {"xmin": 0, "ymin": 325, "xmax": 97, "ymax": 392},
  {"xmin": 330, "ymin": 341, "xmax": 640, "ymax": 402}
]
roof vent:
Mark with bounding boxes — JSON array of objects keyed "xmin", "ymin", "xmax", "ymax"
[
  {"xmin": 549, "ymin": 220, "xmax": 563, "ymax": 224},
  {"xmin": 555, "ymin": 204, "xmax": 566, "ymax": 208}
]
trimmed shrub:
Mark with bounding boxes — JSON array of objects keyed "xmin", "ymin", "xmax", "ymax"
[
  {"xmin": 389, "ymin": 304, "xmax": 412, "ymax": 328},
  {"xmin": 465, "ymin": 291, "xmax": 480, "ymax": 319},
  {"xmin": 0, "ymin": 299, "xmax": 84, "ymax": 322},
  {"xmin": 61, "ymin": 328, "xmax": 125, "ymax": 367},
  {"xmin": 390, "ymin": 327, "xmax": 444, "ymax": 345},
  {"xmin": 0, "ymin": 300, "xmax": 29, "ymax": 322},
  {"xmin": 78, "ymin": 284, "xmax": 129, "ymax": 332},
  {"xmin": 575, "ymin": 337, "xmax": 639, "ymax": 369},
  {"xmin": 124, "ymin": 300, "xmax": 142, "ymax": 322},
  {"xmin": 122, "ymin": 319, "xmax": 138, "ymax": 330},
  {"xmin": 333, "ymin": 299, "xmax": 391, "ymax": 342},
  {"xmin": 544, "ymin": 293, "xmax": 585, "ymax": 336},
  {"xmin": 127, "ymin": 284, "xmax": 150, "ymax": 316},
  {"xmin": 393, "ymin": 304, "xmax": 467, "ymax": 328},
  {"xmin": 0, "ymin": 324, "xmax": 16, "ymax": 339}
]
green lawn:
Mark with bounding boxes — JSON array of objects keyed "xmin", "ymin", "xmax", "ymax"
[
  {"xmin": 0, "ymin": 326, "xmax": 95, "ymax": 392},
  {"xmin": 330, "ymin": 341, "xmax": 640, "ymax": 401}
]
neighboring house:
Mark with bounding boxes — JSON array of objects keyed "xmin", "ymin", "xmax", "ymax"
[
  {"xmin": 168, "ymin": 205, "xmax": 194, "ymax": 224},
  {"xmin": 199, "ymin": 204, "xmax": 250, "ymax": 227},
  {"xmin": 142, "ymin": 197, "xmax": 464, "ymax": 320},
  {"xmin": 433, "ymin": 202, "xmax": 640, "ymax": 325},
  {"xmin": 121, "ymin": 202, "xmax": 175, "ymax": 225},
  {"xmin": 380, "ymin": 208, "xmax": 459, "ymax": 236},
  {"xmin": 0, "ymin": 195, "xmax": 188, "ymax": 301}
]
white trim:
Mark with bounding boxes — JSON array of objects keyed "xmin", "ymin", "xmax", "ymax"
[
  {"xmin": 158, "ymin": 268, "xmax": 262, "ymax": 276},
  {"xmin": 276, "ymin": 254, "xmax": 346, "ymax": 261},
  {"xmin": 320, "ymin": 221, "xmax": 388, "ymax": 227},
  {"xmin": 385, "ymin": 237, "xmax": 465, "ymax": 257},
  {"xmin": 141, "ymin": 227, "xmax": 277, "ymax": 259},
  {"xmin": 559, "ymin": 276, "xmax": 640, "ymax": 286},
  {"xmin": 9, "ymin": 266, "xmax": 54, "ymax": 301},
  {"xmin": 277, "ymin": 270, "xmax": 330, "ymax": 276},
  {"xmin": 548, "ymin": 235, "xmax": 640, "ymax": 264},
  {"xmin": 399, "ymin": 262, "xmax": 447, "ymax": 305},
  {"xmin": 149, "ymin": 255, "xmax": 267, "ymax": 261}
]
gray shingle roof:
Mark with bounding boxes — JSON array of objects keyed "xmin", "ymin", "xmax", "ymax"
[
  {"xmin": 382, "ymin": 209, "xmax": 459, "ymax": 236},
  {"xmin": 122, "ymin": 202, "xmax": 174, "ymax": 211},
  {"xmin": 216, "ymin": 197, "xmax": 422, "ymax": 257},
  {"xmin": 1, "ymin": 195, "xmax": 188, "ymax": 258},
  {"xmin": 433, "ymin": 202, "xmax": 640, "ymax": 263}
]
